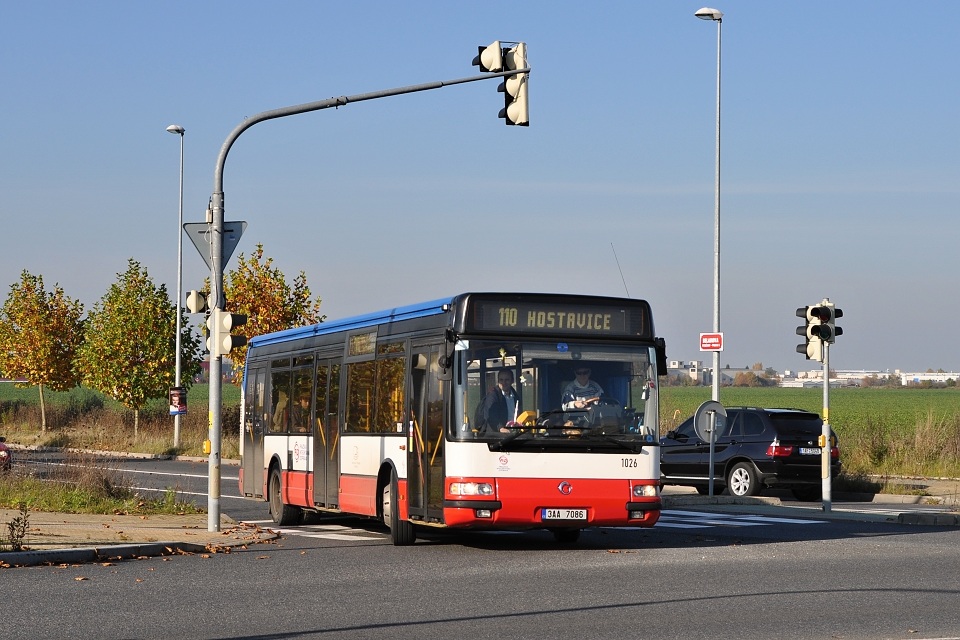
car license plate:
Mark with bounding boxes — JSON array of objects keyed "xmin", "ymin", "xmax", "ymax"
[
  {"xmin": 542, "ymin": 508, "xmax": 587, "ymax": 521},
  {"xmin": 799, "ymin": 447, "xmax": 822, "ymax": 455}
]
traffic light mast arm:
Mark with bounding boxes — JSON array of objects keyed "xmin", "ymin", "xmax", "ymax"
[{"xmin": 211, "ymin": 67, "xmax": 530, "ymax": 199}]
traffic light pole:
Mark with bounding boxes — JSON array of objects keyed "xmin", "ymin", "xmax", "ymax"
[
  {"xmin": 204, "ymin": 67, "xmax": 529, "ymax": 532},
  {"xmin": 822, "ymin": 342, "xmax": 832, "ymax": 512}
]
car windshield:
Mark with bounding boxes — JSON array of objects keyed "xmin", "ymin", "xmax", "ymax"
[{"xmin": 454, "ymin": 339, "xmax": 659, "ymax": 450}]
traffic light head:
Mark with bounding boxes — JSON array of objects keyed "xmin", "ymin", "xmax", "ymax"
[
  {"xmin": 205, "ymin": 309, "xmax": 248, "ymax": 357},
  {"xmin": 497, "ymin": 43, "xmax": 529, "ymax": 126},
  {"xmin": 186, "ymin": 290, "xmax": 208, "ymax": 314},
  {"xmin": 795, "ymin": 306, "xmax": 824, "ymax": 362},
  {"xmin": 473, "ymin": 41, "xmax": 503, "ymax": 72},
  {"xmin": 809, "ymin": 301, "xmax": 842, "ymax": 344}
]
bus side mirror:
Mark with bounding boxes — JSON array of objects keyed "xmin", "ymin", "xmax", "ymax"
[
  {"xmin": 437, "ymin": 329, "xmax": 456, "ymax": 381},
  {"xmin": 655, "ymin": 337, "xmax": 668, "ymax": 377}
]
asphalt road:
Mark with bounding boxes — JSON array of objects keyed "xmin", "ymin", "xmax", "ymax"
[{"xmin": 4, "ymin": 453, "xmax": 960, "ymax": 639}]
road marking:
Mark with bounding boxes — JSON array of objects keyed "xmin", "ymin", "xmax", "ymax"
[
  {"xmin": 656, "ymin": 510, "xmax": 827, "ymax": 528},
  {"xmin": 244, "ymin": 519, "xmax": 386, "ymax": 541}
]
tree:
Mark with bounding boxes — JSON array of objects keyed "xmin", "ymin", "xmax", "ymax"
[
  {"xmin": 217, "ymin": 244, "xmax": 324, "ymax": 385},
  {"xmin": 75, "ymin": 259, "xmax": 202, "ymax": 435},
  {"xmin": 0, "ymin": 271, "xmax": 84, "ymax": 431}
]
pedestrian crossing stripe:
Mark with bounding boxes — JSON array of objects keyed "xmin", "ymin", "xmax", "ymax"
[
  {"xmin": 656, "ymin": 510, "xmax": 826, "ymax": 528},
  {"xmin": 244, "ymin": 519, "xmax": 385, "ymax": 541}
]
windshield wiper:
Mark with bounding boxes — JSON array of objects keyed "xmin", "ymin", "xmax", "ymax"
[
  {"xmin": 488, "ymin": 429, "xmax": 533, "ymax": 451},
  {"xmin": 584, "ymin": 430, "xmax": 648, "ymax": 454}
]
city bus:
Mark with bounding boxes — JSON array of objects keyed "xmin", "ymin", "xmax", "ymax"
[{"xmin": 239, "ymin": 292, "xmax": 667, "ymax": 545}]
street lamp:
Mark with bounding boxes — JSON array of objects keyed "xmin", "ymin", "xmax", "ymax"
[
  {"xmin": 166, "ymin": 124, "xmax": 185, "ymax": 447},
  {"xmin": 695, "ymin": 7, "xmax": 722, "ymax": 402}
]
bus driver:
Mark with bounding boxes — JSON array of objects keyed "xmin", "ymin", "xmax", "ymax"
[{"xmin": 562, "ymin": 367, "xmax": 605, "ymax": 411}]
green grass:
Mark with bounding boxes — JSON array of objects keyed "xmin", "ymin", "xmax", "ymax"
[
  {"xmin": 661, "ymin": 386, "xmax": 960, "ymax": 478},
  {"xmin": 0, "ymin": 382, "xmax": 241, "ymax": 458},
  {"xmin": 0, "ymin": 451, "xmax": 202, "ymax": 515},
  {"xmin": 0, "ymin": 381, "xmax": 241, "ymax": 413}
]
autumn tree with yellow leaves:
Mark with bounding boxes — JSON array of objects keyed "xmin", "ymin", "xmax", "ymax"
[
  {"xmin": 0, "ymin": 271, "xmax": 85, "ymax": 431},
  {"xmin": 76, "ymin": 259, "xmax": 201, "ymax": 435},
  {"xmin": 218, "ymin": 244, "xmax": 324, "ymax": 384}
]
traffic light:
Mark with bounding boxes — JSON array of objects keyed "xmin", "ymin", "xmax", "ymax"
[
  {"xmin": 498, "ymin": 43, "xmax": 529, "ymax": 126},
  {"xmin": 473, "ymin": 41, "xmax": 529, "ymax": 126},
  {"xmin": 185, "ymin": 290, "xmax": 208, "ymax": 314},
  {"xmin": 206, "ymin": 309, "xmax": 247, "ymax": 357},
  {"xmin": 796, "ymin": 306, "xmax": 824, "ymax": 363},
  {"xmin": 810, "ymin": 301, "xmax": 843, "ymax": 344},
  {"xmin": 473, "ymin": 41, "xmax": 504, "ymax": 72}
]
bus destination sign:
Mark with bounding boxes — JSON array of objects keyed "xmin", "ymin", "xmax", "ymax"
[{"xmin": 467, "ymin": 299, "xmax": 649, "ymax": 338}]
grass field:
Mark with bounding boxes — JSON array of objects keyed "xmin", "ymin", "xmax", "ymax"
[
  {"xmin": 2, "ymin": 382, "xmax": 959, "ymax": 478},
  {"xmin": 0, "ymin": 382, "xmax": 241, "ymax": 458},
  {"xmin": 660, "ymin": 386, "xmax": 960, "ymax": 477}
]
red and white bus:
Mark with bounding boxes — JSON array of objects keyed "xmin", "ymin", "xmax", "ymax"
[{"xmin": 239, "ymin": 292, "xmax": 666, "ymax": 544}]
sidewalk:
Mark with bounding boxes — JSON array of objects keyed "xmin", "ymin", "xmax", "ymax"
[{"xmin": 0, "ymin": 510, "xmax": 277, "ymax": 568}]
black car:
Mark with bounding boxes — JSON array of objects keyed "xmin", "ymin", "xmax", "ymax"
[{"xmin": 660, "ymin": 407, "xmax": 840, "ymax": 501}]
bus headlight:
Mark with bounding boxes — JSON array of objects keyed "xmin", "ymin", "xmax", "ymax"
[
  {"xmin": 449, "ymin": 482, "xmax": 494, "ymax": 496},
  {"xmin": 633, "ymin": 484, "xmax": 658, "ymax": 497}
]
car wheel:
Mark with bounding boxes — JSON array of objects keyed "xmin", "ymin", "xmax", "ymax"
[
  {"xmin": 727, "ymin": 462, "xmax": 760, "ymax": 497},
  {"xmin": 269, "ymin": 467, "xmax": 303, "ymax": 526},
  {"xmin": 382, "ymin": 469, "xmax": 416, "ymax": 546}
]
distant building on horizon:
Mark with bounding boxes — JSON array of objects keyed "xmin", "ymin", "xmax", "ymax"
[{"xmin": 669, "ymin": 360, "xmax": 959, "ymax": 388}]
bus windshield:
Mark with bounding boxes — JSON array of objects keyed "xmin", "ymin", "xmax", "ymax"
[{"xmin": 458, "ymin": 340, "xmax": 659, "ymax": 449}]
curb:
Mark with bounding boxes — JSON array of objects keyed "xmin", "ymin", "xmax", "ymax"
[
  {"xmin": 897, "ymin": 512, "xmax": 960, "ymax": 526},
  {"xmin": 1, "ymin": 541, "xmax": 218, "ymax": 568}
]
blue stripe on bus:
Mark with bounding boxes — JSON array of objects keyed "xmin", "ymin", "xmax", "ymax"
[{"xmin": 248, "ymin": 295, "xmax": 456, "ymax": 347}]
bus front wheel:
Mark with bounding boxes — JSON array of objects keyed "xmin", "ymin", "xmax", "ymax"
[
  {"xmin": 382, "ymin": 470, "xmax": 416, "ymax": 546},
  {"xmin": 269, "ymin": 467, "xmax": 303, "ymax": 526}
]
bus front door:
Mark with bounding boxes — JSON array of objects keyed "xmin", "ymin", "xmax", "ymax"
[{"xmin": 408, "ymin": 347, "xmax": 445, "ymax": 520}]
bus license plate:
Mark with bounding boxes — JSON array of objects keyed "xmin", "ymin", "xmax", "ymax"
[
  {"xmin": 799, "ymin": 447, "xmax": 822, "ymax": 455},
  {"xmin": 542, "ymin": 508, "xmax": 587, "ymax": 521}
]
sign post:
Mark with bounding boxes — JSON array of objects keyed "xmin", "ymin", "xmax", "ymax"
[{"xmin": 694, "ymin": 400, "xmax": 726, "ymax": 497}]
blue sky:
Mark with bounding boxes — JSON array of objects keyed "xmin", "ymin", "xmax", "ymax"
[{"xmin": 1, "ymin": 1, "xmax": 957, "ymax": 374}]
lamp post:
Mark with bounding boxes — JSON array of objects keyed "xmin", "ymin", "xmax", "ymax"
[
  {"xmin": 696, "ymin": 7, "xmax": 723, "ymax": 402},
  {"xmin": 166, "ymin": 124, "xmax": 185, "ymax": 447}
]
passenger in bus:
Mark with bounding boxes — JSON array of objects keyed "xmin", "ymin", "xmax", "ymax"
[
  {"xmin": 562, "ymin": 367, "xmax": 605, "ymax": 411},
  {"xmin": 272, "ymin": 391, "xmax": 289, "ymax": 432},
  {"xmin": 291, "ymin": 393, "xmax": 312, "ymax": 433},
  {"xmin": 474, "ymin": 370, "xmax": 520, "ymax": 433}
]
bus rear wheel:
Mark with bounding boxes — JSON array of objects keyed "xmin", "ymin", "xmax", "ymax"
[
  {"xmin": 382, "ymin": 470, "xmax": 416, "ymax": 546},
  {"xmin": 269, "ymin": 467, "xmax": 302, "ymax": 526}
]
